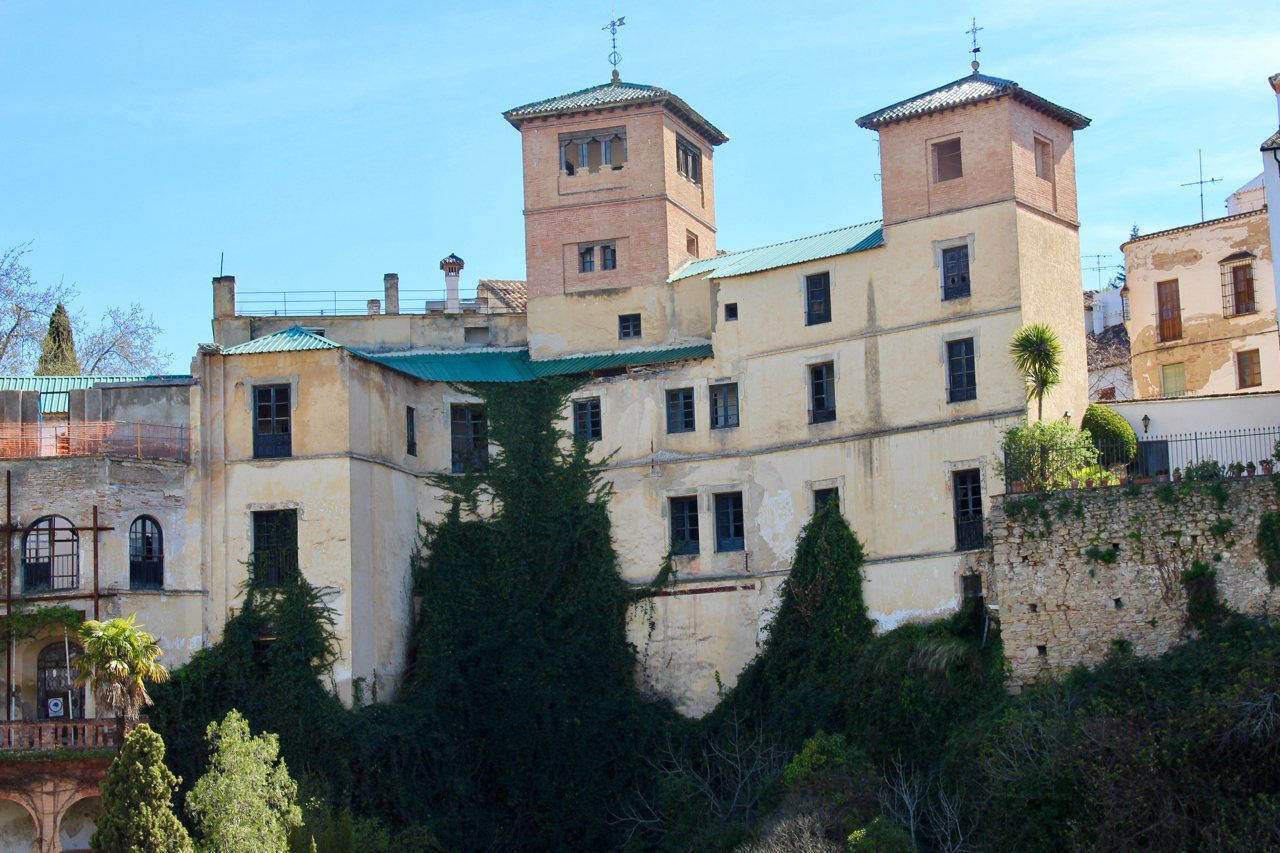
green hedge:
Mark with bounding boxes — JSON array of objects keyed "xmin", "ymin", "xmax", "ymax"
[{"xmin": 1082, "ymin": 403, "xmax": 1137, "ymax": 467}]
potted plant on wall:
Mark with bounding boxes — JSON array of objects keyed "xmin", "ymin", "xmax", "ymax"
[
  {"xmin": 1229, "ymin": 461, "xmax": 1245, "ymax": 478},
  {"xmin": 1247, "ymin": 461, "xmax": 1257, "ymax": 477},
  {"xmin": 1172, "ymin": 467, "xmax": 1182, "ymax": 482},
  {"xmin": 1263, "ymin": 458, "xmax": 1275, "ymax": 476}
]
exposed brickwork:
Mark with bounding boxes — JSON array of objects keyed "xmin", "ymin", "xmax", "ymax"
[{"xmin": 986, "ymin": 477, "xmax": 1280, "ymax": 689}]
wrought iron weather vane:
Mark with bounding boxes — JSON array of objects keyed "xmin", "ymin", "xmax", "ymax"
[
  {"xmin": 603, "ymin": 15, "xmax": 625, "ymax": 76},
  {"xmin": 967, "ymin": 18, "xmax": 983, "ymax": 72}
]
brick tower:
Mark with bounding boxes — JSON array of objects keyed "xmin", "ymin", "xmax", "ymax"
[{"xmin": 504, "ymin": 72, "xmax": 729, "ymax": 356}]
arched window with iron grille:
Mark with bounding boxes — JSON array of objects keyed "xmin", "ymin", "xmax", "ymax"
[
  {"xmin": 22, "ymin": 516, "xmax": 78, "ymax": 592},
  {"xmin": 129, "ymin": 516, "xmax": 164, "ymax": 589},
  {"xmin": 37, "ymin": 640, "xmax": 85, "ymax": 720}
]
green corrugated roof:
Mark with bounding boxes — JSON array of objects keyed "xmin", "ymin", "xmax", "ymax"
[
  {"xmin": 527, "ymin": 344, "xmax": 714, "ymax": 376},
  {"xmin": 221, "ymin": 326, "xmax": 341, "ymax": 355},
  {"xmin": 671, "ymin": 221, "xmax": 884, "ymax": 282},
  {"xmin": 0, "ymin": 375, "xmax": 193, "ymax": 413},
  {"xmin": 366, "ymin": 350, "xmax": 537, "ymax": 383}
]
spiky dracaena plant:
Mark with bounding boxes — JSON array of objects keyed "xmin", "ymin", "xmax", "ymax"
[
  {"xmin": 1008, "ymin": 323, "xmax": 1064, "ymax": 421},
  {"xmin": 74, "ymin": 614, "xmax": 169, "ymax": 742}
]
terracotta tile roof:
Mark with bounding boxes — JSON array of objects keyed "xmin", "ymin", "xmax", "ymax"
[
  {"xmin": 1262, "ymin": 129, "xmax": 1280, "ymax": 151},
  {"xmin": 856, "ymin": 72, "xmax": 1090, "ymax": 131},
  {"xmin": 478, "ymin": 280, "xmax": 528, "ymax": 312},
  {"xmin": 503, "ymin": 79, "xmax": 729, "ymax": 146}
]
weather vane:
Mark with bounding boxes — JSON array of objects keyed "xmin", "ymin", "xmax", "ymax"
[
  {"xmin": 967, "ymin": 18, "xmax": 983, "ymax": 71},
  {"xmin": 603, "ymin": 15, "xmax": 625, "ymax": 74}
]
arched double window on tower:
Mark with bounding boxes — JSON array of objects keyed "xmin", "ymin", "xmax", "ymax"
[
  {"xmin": 129, "ymin": 516, "xmax": 164, "ymax": 589},
  {"xmin": 22, "ymin": 516, "xmax": 78, "ymax": 593}
]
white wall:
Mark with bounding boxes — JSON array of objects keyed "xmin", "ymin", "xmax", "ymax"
[{"xmin": 1111, "ymin": 391, "xmax": 1280, "ymax": 436}]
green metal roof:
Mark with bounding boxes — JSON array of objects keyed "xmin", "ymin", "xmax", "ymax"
[
  {"xmin": 671, "ymin": 221, "xmax": 884, "ymax": 282},
  {"xmin": 221, "ymin": 326, "xmax": 342, "ymax": 355},
  {"xmin": 0, "ymin": 375, "xmax": 193, "ymax": 413},
  {"xmin": 527, "ymin": 344, "xmax": 714, "ymax": 376},
  {"xmin": 365, "ymin": 344, "xmax": 714, "ymax": 383},
  {"xmin": 856, "ymin": 72, "xmax": 1090, "ymax": 131}
]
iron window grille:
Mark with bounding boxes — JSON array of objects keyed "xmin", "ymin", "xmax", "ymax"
[
  {"xmin": 601, "ymin": 244, "xmax": 617, "ymax": 271},
  {"xmin": 573, "ymin": 397, "xmax": 602, "ymax": 441},
  {"xmin": 129, "ymin": 515, "xmax": 164, "ymax": 589},
  {"xmin": 619, "ymin": 313, "xmax": 642, "ymax": 340},
  {"xmin": 1161, "ymin": 363, "xmax": 1187, "ymax": 398},
  {"xmin": 810, "ymin": 362, "xmax": 836, "ymax": 423},
  {"xmin": 715, "ymin": 492, "xmax": 745, "ymax": 552},
  {"xmin": 1120, "ymin": 289, "xmax": 1130, "ymax": 321},
  {"xmin": 37, "ymin": 641, "xmax": 84, "ymax": 720},
  {"xmin": 669, "ymin": 496, "xmax": 699, "ymax": 555},
  {"xmin": 579, "ymin": 246, "xmax": 595, "ymax": 273},
  {"xmin": 676, "ymin": 136, "xmax": 701, "ymax": 183},
  {"xmin": 406, "ymin": 406, "xmax": 417, "ymax": 457},
  {"xmin": 251, "ymin": 509, "xmax": 298, "ymax": 587},
  {"xmin": 813, "ymin": 487, "xmax": 839, "ymax": 512},
  {"xmin": 22, "ymin": 516, "xmax": 78, "ymax": 592},
  {"xmin": 947, "ymin": 338, "xmax": 977, "ymax": 402},
  {"xmin": 952, "ymin": 469, "xmax": 984, "ymax": 551},
  {"xmin": 253, "ymin": 384, "xmax": 292, "ymax": 459},
  {"xmin": 942, "ymin": 246, "xmax": 971, "ymax": 300},
  {"xmin": 1157, "ymin": 280, "xmax": 1182, "ymax": 341},
  {"xmin": 805, "ymin": 273, "xmax": 831, "ymax": 325},
  {"xmin": 934, "ymin": 139, "xmax": 963, "ymax": 182},
  {"xmin": 710, "ymin": 383, "xmax": 739, "ymax": 429},
  {"xmin": 1221, "ymin": 259, "xmax": 1257, "ymax": 317},
  {"xmin": 725, "ymin": 303, "xmax": 738, "ymax": 321},
  {"xmin": 667, "ymin": 388, "xmax": 695, "ymax": 433},
  {"xmin": 451, "ymin": 405, "xmax": 488, "ymax": 473},
  {"xmin": 1238, "ymin": 349, "xmax": 1262, "ymax": 389}
]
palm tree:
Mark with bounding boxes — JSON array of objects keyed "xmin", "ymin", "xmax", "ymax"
[
  {"xmin": 1008, "ymin": 323, "xmax": 1064, "ymax": 421},
  {"xmin": 72, "ymin": 614, "xmax": 169, "ymax": 744}
]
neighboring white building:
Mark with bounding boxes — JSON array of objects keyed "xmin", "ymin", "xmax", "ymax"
[
  {"xmin": 1263, "ymin": 72, "xmax": 1280, "ymax": 337},
  {"xmin": 1085, "ymin": 288, "xmax": 1133, "ymax": 401}
]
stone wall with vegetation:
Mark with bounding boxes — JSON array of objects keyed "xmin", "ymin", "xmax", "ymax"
[{"xmin": 986, "ymin": 476, "xmax": 1280, "ymax": 688}]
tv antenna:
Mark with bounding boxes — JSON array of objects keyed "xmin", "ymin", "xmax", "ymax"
[
  {"xmin": 603, "ymin": 15, "xmax": 625, "ymax": 76},
  {"xmin": 1081, "ymin": 254, "xmax": 1112, "ymax": 290},
  {"xmin": 966, "ymin": 18, "xmax": 983, "ymax": 72},
  {"xmin": 1180, "ymin": 149, "xmax": 1221, "ymax": 223}
]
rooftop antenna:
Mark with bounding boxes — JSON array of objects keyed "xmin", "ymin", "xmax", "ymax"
[
  {"xmin": 603, "ymin": 14, "xmax": 625, "ymax": 81},
  {"xmin": 219, "ymin": 252, "xmax": 224, "ymax": 277},
  {"xmin": 967, "ymin": 18, "xmax": 983, "ymax": 73},
  {"xmin": 1180, "ymin": 149, "xmax": 1221, "ymax": 223},
  {"xmin": 1082, "ymin": 254, "xmax": 1112, "ymax": 290}
]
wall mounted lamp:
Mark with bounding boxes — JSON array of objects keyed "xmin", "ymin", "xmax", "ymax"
[{"xmin": 1141, "ymin": 414, "xmax": 1150, "ymax": 434}]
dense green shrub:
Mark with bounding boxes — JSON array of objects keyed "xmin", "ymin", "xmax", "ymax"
[
  {"xmin": 1185, "ymin": 457, "xmax": 1225, "ymax": 481},
  {"xmin": 1081, "ymin": 403, "xmax": 1137, "ymax": 467},
  {"xmin": 995, "ymin": 420, "xmax": 1098, "ymax": 491},
  {"xmin": 1260, "ymin": 512, "xmax": 1280, "ymax": 585}
]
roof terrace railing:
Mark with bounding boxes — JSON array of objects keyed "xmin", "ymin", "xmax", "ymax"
[
  {"xmin": 0, "ymin": 422, "xmax": 190, "ymax": 463},
  {"xmin": 233, "ymin": 289, "xmax": 519, "ymax": 317}
]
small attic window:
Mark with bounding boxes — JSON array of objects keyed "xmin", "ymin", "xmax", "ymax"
[
  {"xmin": 677, "ymin": 136, "xmax": 701, "ymax": 184},
  {"xmin": 1034, "ymin": 138, "xmax": 1053, "ymax": 180},
  {"xmin": 934, "ymin": 138, "xmax": 963, "ymax": 182}
]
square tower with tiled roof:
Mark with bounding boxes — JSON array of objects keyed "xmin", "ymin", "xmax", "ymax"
[{"xmin": 504, "ymin": 73, "xmax": 728, "ymax": 357}]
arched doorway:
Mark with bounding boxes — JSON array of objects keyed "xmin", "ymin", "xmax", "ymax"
[
  {"xmin": 58, "ymin": 795, "xmax": 101, "ymax": 852},
  {"xmin": 0, "ymin": 798, "xmax": 37, "ymax": 853},
  {"xmin": 37, "ymin": 642, "xmax": 85, "ymax": 721}
]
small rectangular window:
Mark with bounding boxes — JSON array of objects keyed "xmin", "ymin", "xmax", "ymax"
[
  {"xmin": 601, "ymin": 137, "xmax": 612, "ymax": 166},
  {"xmin": 573, "ymin": 397, "xmax": 602, "ymax": 441},
  {"xmin": 947, "ymin": 338, "xmax": 977, "ymax": 402},
  {"xmin": 1238, "ymin": 349, "xmax": 1262, "ymax": 389},
  {"xmin": 724, "ymin": 303, "xmax": 738, "ymax": 322},
  {"xmin": 805, "ymin": 273, "xmax": 831, "ymax": 325},
  {"xmin": 676, "ymin": 136, "xmax": 701, "ymax": 183},
  {"xmin": 666, "ymin": 388, "xmax": 695, "ymax": 433},
  {"xmin": 813, "ymin": 487, "xmax": 839, "ymax": 512},
  {"xmin": 450, "ymin": 404, "xmax": 488, "ymax": 473},
  {"xmin": 601, "ymin": 243, "xmax": 616, "ymax": 271},
  {"xmin": 810, "ymin": 362, "xmax": 836, "ymax": 424},
  {"xmin": 1034, "ymin": 138, "xmax": 1052, "ymax": 180},
  {"xmin": 253, "ymin": 384, "xmax": 292, "ymax": 459},
  {"xmin": 1157, "ymin": 280, "xmax": 1182, "ymax": 341},
  {"xmin": 579, "ymin": 246, "xmax": 595, "ymax": 273},
  {"xmin": 934, "ymin": 138, "xmax": 963, "ymax": 182},
  {"xmin": 578, "ymin": 142, "xmax": 590, "ymax": 170},
  {"xmin": 406, "ymin": 406, "xmax": 417, "ymax": 457},
  {"xmin": 714, "ymin": 492, "xmax": 745, "ymax": 552},
  {"xmin": 1231, "ymin": 265, "xmax": 1256, "ymax": 316},
  {"xmin": 942, "ymin": 246, "xmax": 971, "ymax": 300},
  {"xmin": 251, "ymin": 509, "xmax": 299, "ymax": 586},
  {"xmin": 619, "ymin": 313, "xmax": 642, "ymax": 340},
  {"xmin": 669, "ymin": 496, "xmax": 699, "ymax": 555},
  {"xmin": 710, "ymin": 383, "xmax": 739, "ymax": 429},
  {"xmin": 1161, "ymin": 363, "xmax": 1187, "ymax": 398},
  {"xmin": 687, "ymin": 231, "xmax": 699, "ymax": 257},
  {"xmin": 952, "ymin": 469, "xmax": 983, "ymax": 551}
]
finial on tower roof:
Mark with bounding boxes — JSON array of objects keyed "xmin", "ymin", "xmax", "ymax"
[
  {"xmin": 966, "ymin": 18, "xmax": 983, "ymax": 74},
  {"xmin": 603, "ymin": 15, "xmax": 625, "ymax": 77},
  {"xmin": 612, "ymin": 69, "xmax": 620, "ymax": 83}
]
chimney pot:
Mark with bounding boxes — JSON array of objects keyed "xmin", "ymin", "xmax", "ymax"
[{"xmin": 367, "ymin": 299, "xmax": 382, "ymax": 316}]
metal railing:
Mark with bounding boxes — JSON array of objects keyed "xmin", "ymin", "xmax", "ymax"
[
  {"xmin": 233, "ymin": 289, "xmax": 519, "ymax": 317},
  {"xmin": 0, "ymin": 422, "xmax": 190, "ymax": 462},
  {"xmin": 1004, "ymin": 426, "xmax": 1280, "ymax": 492},
  {"xmin": 0, "ymin": 720, "xmax": 117, "ymax": 751},
  {"xmin": 250, "ymin": 549, "xmax": 299, "ymax": 587}
]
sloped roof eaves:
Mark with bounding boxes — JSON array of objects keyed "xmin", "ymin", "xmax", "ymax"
[
  {"xmin": 220, "ymin": 327, "xmax": 343, "ymax": 355},
  {"xmin": 856, "ymin": 74, "xmax": 1090, "ymax": 131},
  {"xmin": 0, "ymin": 375, "xmax": 190, "ymax": 392},
  {"xmin": 503, "ymin": 81, "xmax": 729, "ymax": 145},
  {"xmin": 528, "ymin": 344, "xmax": 714, "ymax": 376},
  {"xmin": 366, "ymin": 351, "xmax": 537, "ymax": 383},
  {"xmin": 478, "ymin": 280, "xmax": 529, "ymax": 312},
  {"xmin": 671, "ymin": 222, "xmax": 884, "ymax": 282},
  {"xmin": 1262, "ymin": 130, "xmax": 1280, "ymax": 151}
]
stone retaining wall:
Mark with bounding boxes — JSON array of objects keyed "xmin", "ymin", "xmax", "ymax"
[{"xmin": 985, "ymin": 476, "xmax": 1280, "ymax": 689}]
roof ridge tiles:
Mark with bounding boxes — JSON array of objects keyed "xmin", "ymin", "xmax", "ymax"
[{"xmin": 856, "ymin": 72, "xmax": 1089, "ymax": 131}]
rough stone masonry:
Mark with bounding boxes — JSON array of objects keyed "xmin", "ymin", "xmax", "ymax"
[{"xmin": 984, "ymin": 476, "xmax": 1280, "ymax": 689}]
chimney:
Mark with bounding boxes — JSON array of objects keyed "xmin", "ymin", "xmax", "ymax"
[
  {"xmin": 440, "ymin": 254, "xmax": 465, "ymax": 312},
  {"xmin": 367, "ymin": 299, "xmax": 382, "ymax": 316},
  {"xmin": 213, "ymin": 276, "xmax": 236, "ymax": 319},
  {"xmin": 383, "ymin": 274, "xmax": 400, "ymax": 315},
  {"xmin": 1272, "ymin": 73, "xmax": 1280, "ymax": 126}
]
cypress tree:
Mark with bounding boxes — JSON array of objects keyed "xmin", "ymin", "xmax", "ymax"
[
  {"xmin": 35, "ymin": 302, "xmax": 79, "ymax": 375},
  {"xmin": 92, "ymin": 724, "xmax": 194, "ymax": 853}
]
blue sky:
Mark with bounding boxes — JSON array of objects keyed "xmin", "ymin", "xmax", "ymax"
[{"xmin": 3, "ymin": 1, "xmax": 1279, "ymax": 370}]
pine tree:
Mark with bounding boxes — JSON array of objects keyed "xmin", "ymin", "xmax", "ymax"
[
  {"xmin": 91, "ymin": 724, "xmax": 194, "ymax": 853},
  {"xmin": 35, "ymin": 302, "xmax": 79, "ymax": 375}
]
